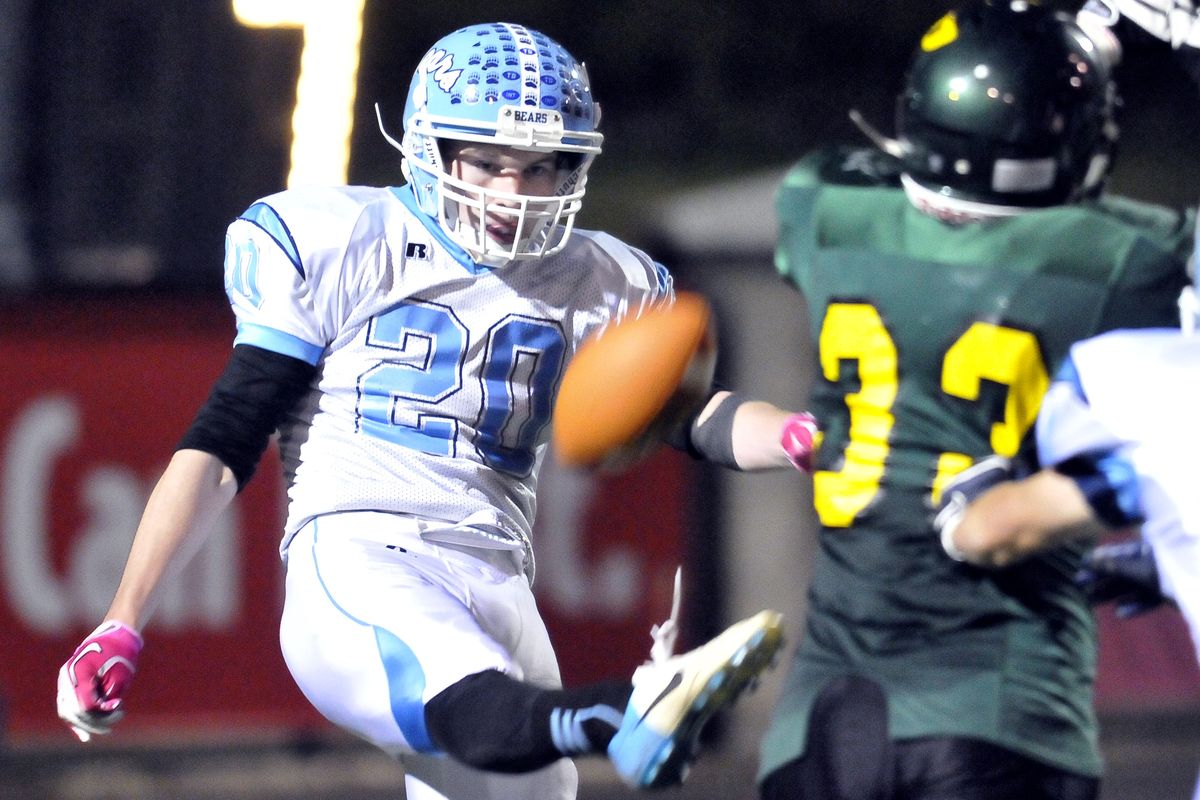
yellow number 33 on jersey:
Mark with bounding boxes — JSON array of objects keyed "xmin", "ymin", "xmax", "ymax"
[{"xmin": 814, "ymin": 302, "xmax": 1049, "ymax": 528}]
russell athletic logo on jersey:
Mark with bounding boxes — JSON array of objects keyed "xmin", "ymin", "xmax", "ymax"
[{"xmin": 405, "ymin": 241, "xmax": 432, "ymax": 261}]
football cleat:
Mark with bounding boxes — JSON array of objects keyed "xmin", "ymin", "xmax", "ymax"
[{"xmin": 608, "ymin": 607, "xmax": 784, "ymax": 789}]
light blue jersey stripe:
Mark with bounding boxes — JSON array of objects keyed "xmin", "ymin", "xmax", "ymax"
[
  {"xmin": 652, "ymin": 261, "xmax": 673, "ymax": 297},
  {"xmin": 375, "ymin": 627, "xmax": 436, "ymax": 752},
  {"xmin": 1093, "ymin": 449, "xmax": 1144, "ymax": 525},
  {"xmin": 1053, "ymin": 354, "xmax": 1084, "ymax": 401},
  {"xmin": 240, "ymin": 201, "xmax": 304, "ymax": 277},
  {"xmin": 310, "ymin": 521, "xmax": 436, "ymax": 753},
  {"xmin": 234, "ymin": 322, "xmax": 324, "ymax": 364},
  {"xmin": 390, "ymin": 185, "xmax": 479, "ymax": 273}
]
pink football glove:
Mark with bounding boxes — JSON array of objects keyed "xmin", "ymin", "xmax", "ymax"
[
  {"xmin": 781, "ymin": 412, "xmax": 818, "ymax": 473},
  {"xmin": 56, "ymin": 620, "xmax": 143, "ymax": 742}
]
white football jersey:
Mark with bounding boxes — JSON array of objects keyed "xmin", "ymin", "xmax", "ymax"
[
  {"xmin": 221, "ymin": 184, "xmax": 673, "ymax": 564},
  {"xmin": 1038, "ymin": 328, "xmax": 1200, "ymax": 661}
]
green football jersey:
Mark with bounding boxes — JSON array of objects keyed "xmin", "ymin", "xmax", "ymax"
[{"xmin": 759, "ymin": 146, "xmax": 1193, "ymax": 780}]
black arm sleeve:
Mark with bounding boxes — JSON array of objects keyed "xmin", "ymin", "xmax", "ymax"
[
  {"xmin": 176, "ymin": 344, "xmax": 317, "ymax": 492},
  {"xmin": 667, "ymin": 388, "xmax": 748, "ymax": 470}
]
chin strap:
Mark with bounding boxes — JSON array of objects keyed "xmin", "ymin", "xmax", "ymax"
[
  {"xmin": 848, "ymin": 109, "xmax": 908, "ymax": 159},
  {"xmin": 900, "ymin": 174, "xmax": 1030, "ymax": 224}
]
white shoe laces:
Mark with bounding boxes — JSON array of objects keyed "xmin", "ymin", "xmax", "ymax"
[{"xmin": 648, "ymin": 567, "xmax": 683, "ymax": 665}]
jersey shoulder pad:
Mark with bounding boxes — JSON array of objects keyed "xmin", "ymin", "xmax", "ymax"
[
  {"xmin": 235, "ymin": 185, "xmax": 396, "ymax": 244},
  {"xmin": 567, "ymin": 229, "xmax": 673, "ymax": 299},
  {"xmin": 232, "ymin": 185, "xmax": 399, "ymax": 275},
  {"xmin": 1091, "ymin": 194, "xmax": 1195, "ymax": 250}
]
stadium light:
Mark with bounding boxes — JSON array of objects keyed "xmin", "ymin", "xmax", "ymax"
[{"xmin": 232, "ymin": 0, "xmax": 365, "ymax": 187}]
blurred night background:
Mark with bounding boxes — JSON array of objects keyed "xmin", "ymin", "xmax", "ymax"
[
  {"xmin": 1, "ymin": 2, "xmax": 1198, "ymax": 800},
  {"xmin": 1, "ymin": 0, "xmax": 1197, "ymax": 292}
]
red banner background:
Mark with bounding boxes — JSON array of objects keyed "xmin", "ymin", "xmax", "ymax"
[
  {"xmin": 1, "ymin": 294, "xmax": 1195, "ymax": 744},
  {"xmin": 0, "ymin": 294, "xmax": 691, "ymax": 742}
]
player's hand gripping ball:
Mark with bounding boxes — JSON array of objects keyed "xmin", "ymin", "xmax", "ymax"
[{"xmin": 553, "ymin": 292, "xmax": 717, "ymax": 471}]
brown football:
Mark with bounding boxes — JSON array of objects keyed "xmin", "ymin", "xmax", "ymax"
[{"xmin": 552, "ymin": 291, "xmax": 717, "ymax": 471}]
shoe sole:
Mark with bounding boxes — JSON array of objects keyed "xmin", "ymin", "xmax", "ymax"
[{"xmin": 635, "ymin": 612, "xmax": 783, "ymax": 789}]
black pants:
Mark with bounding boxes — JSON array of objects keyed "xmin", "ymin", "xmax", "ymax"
[{"xmin": 759, "ymin": 676, "xmax": 1098, "ymax": 800}]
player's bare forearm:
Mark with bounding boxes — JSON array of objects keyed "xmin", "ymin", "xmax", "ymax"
[
  {"xmin": 106, "ymin": 449, "xmax": 238, "ymax": 629},
  {"xmin": 953, "ymin": 470, "xmax": 1107, "ymax": 567},
  {"xmin": 727, "ymin": 396, "xmax": 807, "ymax": 472}
]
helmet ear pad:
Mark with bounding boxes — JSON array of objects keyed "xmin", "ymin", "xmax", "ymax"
[{"xmin": 895, "ymin": 1, "xmax": 1119, "ymax": 211}]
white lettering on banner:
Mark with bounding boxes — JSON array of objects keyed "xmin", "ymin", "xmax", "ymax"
[
  {"xmin": 4, "ymin": 395, "xmax": 74, "ymax": 631},
  {"xmin": 533, "ymin": 459, "xmax": 640, "ymax": 617},
  {"xmin": 2, "ymin": 395, "xmax": 240, "ymax": 634}
]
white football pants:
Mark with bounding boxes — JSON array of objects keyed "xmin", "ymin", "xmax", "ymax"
[{"xmin": 280, "ymin": 511, "xmax": 577, "ymax": 800}]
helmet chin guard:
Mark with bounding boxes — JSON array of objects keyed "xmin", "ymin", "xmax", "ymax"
[{"xmin": 378, "ymin": 23, "xmax": 603, "ymax": 266}]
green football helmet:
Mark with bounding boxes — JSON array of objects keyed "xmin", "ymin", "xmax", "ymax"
[{"xmin": 896, "ymin": 0, "xmax": 1120, "ymax": 215}]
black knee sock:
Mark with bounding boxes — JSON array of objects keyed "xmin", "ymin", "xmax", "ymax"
[{"xmin": 424, "ymin": 669, "xmax": 632, "ymax": 773}]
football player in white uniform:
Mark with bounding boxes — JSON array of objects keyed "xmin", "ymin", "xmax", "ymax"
[{"xmin": 54, "ymin": 22, "xmax": 817, "ymax": 800}]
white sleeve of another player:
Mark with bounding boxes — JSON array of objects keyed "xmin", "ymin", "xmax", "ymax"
[
  {"xmin": 1036, "ymin": 370, "xmax": 1126, "ymax": 468},
  {"xmin": 1140, "ymin": 456, "xmax": 1200, "ymax": 665},
  {"xmin": 1051, "ymin": 332, "xmax": 1200, "ymax": 663}
]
